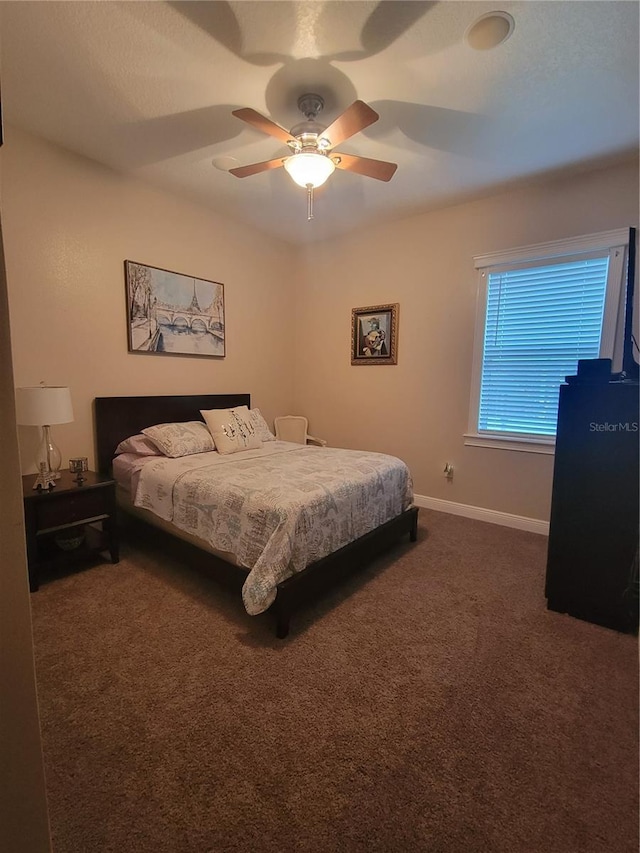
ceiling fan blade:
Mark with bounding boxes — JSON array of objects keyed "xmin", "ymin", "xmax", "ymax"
[
  {"xmin": 231, "ymin": 108, "xmax": 296, "ymax": 146},
  {"xmin": 333, "ymin": 152, "xmax": 397, "ymax": 182},
  {"xmin": 319, "ymin": 100, "xmax": 379, "ymax": 149},
  {"xmin": 229, "ymin": 157, "xmax": 287, "ymax": 178}
]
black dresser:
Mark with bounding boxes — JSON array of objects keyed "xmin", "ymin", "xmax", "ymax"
[{"xmin": 545, "ymin": 378, "xmax": 639, "ymax": 632}]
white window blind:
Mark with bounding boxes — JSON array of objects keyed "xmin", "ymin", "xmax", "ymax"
[
  {"xmin": 467, "ymin": 229, "xmax": 629, "ymax": 453},
  {"xmin": 479, "ymin": 255, "xmax": 609, "ymax": 436}
]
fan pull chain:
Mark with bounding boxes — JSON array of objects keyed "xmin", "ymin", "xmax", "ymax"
[{"xmin": 306, "ymin": 183, "xmax": 314, "ymax": 220}]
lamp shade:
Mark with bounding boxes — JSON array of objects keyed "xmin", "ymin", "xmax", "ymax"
[
  {"xmin": 16, "ymin": 386, "xmax": 74, "ymax": 426},
  {"xmin": 284, "ymin": 152, "xmax": 335, "ymax": 188}
]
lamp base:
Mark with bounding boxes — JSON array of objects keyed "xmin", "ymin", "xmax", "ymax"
[{"xmin": 37, "ymin": 425, "xmax": 62, "ymax": 480}]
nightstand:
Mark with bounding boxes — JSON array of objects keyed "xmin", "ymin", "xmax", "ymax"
[{"xmin": 22, "ymin": 469, "xmax": 119, "ymax": 591}]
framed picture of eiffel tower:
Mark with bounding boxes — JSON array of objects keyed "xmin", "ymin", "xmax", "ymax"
[{"xmin": 125, "ymin": 261, "xmax": 225, "ymax": 357}]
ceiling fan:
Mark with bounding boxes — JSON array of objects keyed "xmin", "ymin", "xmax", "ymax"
[{"xmin": 229, "ymin": 94, "xmax": 397, "ymax": 219}]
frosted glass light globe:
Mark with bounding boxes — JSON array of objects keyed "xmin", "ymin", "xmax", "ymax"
[{"xmin": 284, "ymin": 152, "xmax": 335, "ymax": 188}]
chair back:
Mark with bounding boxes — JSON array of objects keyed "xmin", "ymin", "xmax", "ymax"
[{"xmin": 274, "ymin": 415, "xmax": 308, "ymax": 444}]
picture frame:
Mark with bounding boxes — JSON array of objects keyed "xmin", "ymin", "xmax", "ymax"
[
  {"xmin": 125, "ymin": 260, "xmax": 225, "ymax": 358},
  {"xmin": 351, "ymin": 303, "xmax": 399, "ymax": 365}
]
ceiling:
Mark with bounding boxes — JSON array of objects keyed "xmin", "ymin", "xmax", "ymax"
[{"xmin": 1, "ymin": 1, "xmax": 638, "ymax": 246}]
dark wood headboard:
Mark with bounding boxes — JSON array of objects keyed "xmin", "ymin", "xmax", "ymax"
[{"xmin": 94, "ymin": 394, "xmax": 251, "ymax": 474}]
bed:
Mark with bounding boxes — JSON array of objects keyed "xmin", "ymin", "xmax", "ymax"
[{"xmin": 94, "ymin": 394, "xmax": 419, "ymax": 638}]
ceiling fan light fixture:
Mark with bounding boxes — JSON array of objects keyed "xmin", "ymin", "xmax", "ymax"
[{"xmin": 284, "ymin": 152, "xmax": 335, "ymax": 188}]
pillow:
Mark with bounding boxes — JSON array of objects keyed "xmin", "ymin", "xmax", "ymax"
[
  {"xmin": 227, "ymin": 405, "xmax": 275, "ymax": 442},
  {"xmin": 245, "ymin": 407, "xmax": 276, "ymax": 442},
  {"xmin": 141, "ymin": 421, "xmax": 215, "ymax": 458},
  {"xmin": 115, "ymin": 434, "xmax": 162, "ymax": 457},
  {"xmin": 200, "ymin": 407, "xmax": 263, "ymax": 455}
]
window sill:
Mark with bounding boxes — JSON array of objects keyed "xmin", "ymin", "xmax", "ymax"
[{"xmin": 464, "ymin": 433, "xmax": 555, "ymax": 455}]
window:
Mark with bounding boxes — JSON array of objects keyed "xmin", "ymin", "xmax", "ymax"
[{"xmin": 466, "ymin": 229, "xmax": 630, "ymax": 453}]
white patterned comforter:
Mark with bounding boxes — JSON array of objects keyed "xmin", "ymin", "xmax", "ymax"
[{"xmin": 133, "ymin": 441, "xmax": 413, "ymax": 615}]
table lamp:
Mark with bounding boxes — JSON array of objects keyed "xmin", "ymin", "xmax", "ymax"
[{"xmin": 16, "ymin": 385, "xmax": 74, "ymax": 487}]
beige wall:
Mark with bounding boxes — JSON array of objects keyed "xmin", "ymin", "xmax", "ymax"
[
  {"xmin": 3, "ymin": 126, "xmax": 297, "ymax": 474},
  {"xmin": 0, "ymin": 131, "xmax": 636, "ymax": 853},
  {"xmin": 0, "ymin": 222, "xmax": 51, "ymax": 848},
  {"xmin": 3, "ymin": 127, "xmax": 638, "ymax": 523},
  {"xmin": 293, "ymin": 158, "xmax": 639, "ymax": 521}
]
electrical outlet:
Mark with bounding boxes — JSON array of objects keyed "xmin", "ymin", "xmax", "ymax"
[{"xmin": 443, "ymin": 462, "xmax": 454, "ymax": 480}]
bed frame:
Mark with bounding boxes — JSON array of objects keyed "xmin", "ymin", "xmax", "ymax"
[{"xmin": 94, "ymin": 394, "xmax": 419, "ymax": 638}]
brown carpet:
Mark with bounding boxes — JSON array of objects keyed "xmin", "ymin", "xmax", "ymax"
[{"xmin": 30, "ymin": 510, "xmax": 638, "ymax": 853}]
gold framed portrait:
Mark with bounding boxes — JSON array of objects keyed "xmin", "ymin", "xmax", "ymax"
[{"xmin": 351, "ymin": 303, "xmax": 398, "ymax": 365}]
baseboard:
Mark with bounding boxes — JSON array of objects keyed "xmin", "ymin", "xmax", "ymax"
[{"xmin": 413, "ymin": 494, "xmax": 549, "ymax": 536}]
